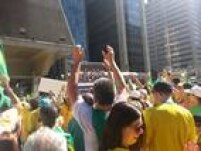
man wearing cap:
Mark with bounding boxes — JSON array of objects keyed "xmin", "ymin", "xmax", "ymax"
[{"xmin": 189, "ymin": 85, "xmax": 201, "ymax": 150}]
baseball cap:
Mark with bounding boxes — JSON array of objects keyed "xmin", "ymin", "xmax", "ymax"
[
  {"xmin": 190, "ymin": 85, "xmax": 201, "ymax": 98},
  {"xmin": 129, "ymin": 90, "xmax": 141, "ymax": 100}
]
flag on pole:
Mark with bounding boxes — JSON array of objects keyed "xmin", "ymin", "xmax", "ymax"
[
  {"xmin": 0, "ymin": 40, "xmax": 11, "ymax": 110},
  {"xmin": 0, "ymin": 40, "xmax": 9, "ymax": 86}
]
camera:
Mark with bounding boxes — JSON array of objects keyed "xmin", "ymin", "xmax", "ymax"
[{"xmin": 103, "ymin": 45, "xmax": 108, "ymax": 53}]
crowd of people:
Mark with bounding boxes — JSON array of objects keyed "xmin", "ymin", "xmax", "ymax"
[{"xmin": 0, "ymin": 45, "xmax": 201, "ymax": 151}]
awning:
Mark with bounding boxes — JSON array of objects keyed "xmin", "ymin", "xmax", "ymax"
[{"xmin": 3, "ymin": 37, "xmax": 72, "ymax": 78}]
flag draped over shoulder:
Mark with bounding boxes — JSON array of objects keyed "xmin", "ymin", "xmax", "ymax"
[{"xmin": 0, "ymin": 40, "xmax": 9, "ymax": 86}]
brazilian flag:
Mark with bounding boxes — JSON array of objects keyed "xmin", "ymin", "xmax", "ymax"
[
  {"xmin": 0, "ymin": 40, "xmax": 9, "ymax": 86},
  {"xmin": 0, "ymin": 40, "xmax": 11, "ymax": 110}
]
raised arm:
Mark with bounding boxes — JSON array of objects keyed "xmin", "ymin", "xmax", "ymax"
[
  {"xmin": 130, "ymin": 73, "xmax": 144, "ymax": 89},
  {"xmin": 102, "ymin": 45, "xmax": 127, "ymax": 94},
  {"xmin": 4, "ymin": 82, "xmax": 21, "ymax": 109},
  {"xmin": 103, "ymin": 58, "xmax": 114, "ymax": 81},
  {"xmin": 66, "ymin": 45, "xmax": 84, "ymax": 105}
]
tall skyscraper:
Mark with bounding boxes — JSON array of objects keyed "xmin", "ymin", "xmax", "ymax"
[
  {"xmin": 61, "ymin": 0, "xmax": 88, "ymax": 59},
  {"xmin": 146, "ymin": 0, "xmax": 201, "ymax": 78},
  {"xmin": 86, "ymin": 0, "xmax": 148, "ymax": 72}
]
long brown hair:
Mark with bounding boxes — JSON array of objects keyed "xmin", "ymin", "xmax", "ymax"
[{"xmin": 99, "ymin": 102, "xmax": 141, "ymax": 151}]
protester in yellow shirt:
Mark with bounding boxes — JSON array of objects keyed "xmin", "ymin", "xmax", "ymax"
[
  {"xmin": 20, "ymin": 98, "xmax": 39, "ymax": 143},
  {"xmin": 142, "ymin": 82, "xmax": 197, "ymax": 151},
  {"xmin": 100, "ymin": 102, "xmax": 143, "ymax": 151},
  {"xmin": 20, "ymin": 101, "xmax": 32, "ymax": 142},
  {"xmin": 59, "ymin": 98, "xmax": 72, "ymax": 129}
]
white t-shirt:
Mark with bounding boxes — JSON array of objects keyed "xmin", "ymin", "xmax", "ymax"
[
  {"xmin": 73, "ymin": 97, "xmax": 99, "ymax": 151},
  {"xmin": 73, "ymin": 91, "xmax": 128, "ymax": 151},
  {"xmin": 0, "ymin": 108, "xmax": 19, "ymax": 134}
]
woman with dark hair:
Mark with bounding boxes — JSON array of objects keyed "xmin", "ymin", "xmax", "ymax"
[{"xmin": 100, "ymin": 102, "xmax": 143, "ymax": 151}]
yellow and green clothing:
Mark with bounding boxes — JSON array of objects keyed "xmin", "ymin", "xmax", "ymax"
[
  {"xmin": 190, "ymin": 106, "xmax": 201, "ymax": 117},
  {"xmin": 20, "ymin": 103, "xmax": 32, "ymax": 142},
  {"xmin": 143, "ymin": 103, "xmax": 197, "ymax": 151},
  {"xmin": 59, "ymin": 103, "xmax": 72, "ymax": 129},
  {"xmin": 68, "ymin": 118, "xmax": 85, "ymax": 151},
  {"xmin": 20, "ymin": 103, "xmax": 39, "ymax": 142},
  {"xmin": 53, "ymin": 126, "xmax": 75, "ymax": 151},
  {"xmin": 0, "ymin": 40, "xmax": 9, "ymax": 86}
]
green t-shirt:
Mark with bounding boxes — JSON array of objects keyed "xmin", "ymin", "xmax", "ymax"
[
  {"xmin": 53, "ymin": 126, "xmax": 74, "ymax": 151},
  {"xmin": 92, "ymin": 108, "xmax": 107, "ymax": 141},
  {"xmin": 190, "ymin": 106, "xmax": 201, "ymax": 116},
  {"xmin": 68, "ymin": 118, "xmax": 85, "ymax": 151}
]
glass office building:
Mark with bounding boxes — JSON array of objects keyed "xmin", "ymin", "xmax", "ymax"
[
  {"xmin": 124, "ymin": 0, "xmax": 145, "ymax": 71},
  {"xmin": 61, "ymin": 0, "xmax": 88, "ymax": 58},
  {"xmin": 86, "ymin": 0, "xmax": 119, "ymax": 64},
  {"xmin": 86, "ymin": 0, "xmax": 146, "ymax": 72},
  {"xmin": 146, "ymin": 0, "xmax": 201, "ymax": 78}
]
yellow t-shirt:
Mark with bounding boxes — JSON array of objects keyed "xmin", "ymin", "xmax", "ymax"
[
  {"xmin": 143, "ymin": 103, "xmax": 197, "ymax": 151},
  {"xmin": 28, "ymin": 109, "xmax": 39, "ymax": 133},
  {"xmin": 20, "ymin": 103, "xmax": 39, "ymax": 142},
  {"xmin": 109, "ymin": 148, "xmax": 129, "ymax": 151},
  {"xmin": 20, "ymin": 103, "xmax": 31, "ymax": 142},
  {"xmin": 59, "ymin": 103, "xmax": 72, "ymax": 129}
]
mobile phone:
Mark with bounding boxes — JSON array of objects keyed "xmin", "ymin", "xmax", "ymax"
[{"xmin": 103, "ymin": 45, "xmax": 108, "ymax": 53}]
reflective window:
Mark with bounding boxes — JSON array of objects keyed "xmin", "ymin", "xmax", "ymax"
[{"xmin": 61, "ymin": 0, "xmax": 87, "ymax": 50}]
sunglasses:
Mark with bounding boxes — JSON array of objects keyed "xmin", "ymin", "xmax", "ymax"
[
  {"xmin": 129, "ymin": 123, "xmax": 144, "ymax": 133},
  {"xmin": 135, "ymin": 125, "xmax": 144, "ymax": 133}
]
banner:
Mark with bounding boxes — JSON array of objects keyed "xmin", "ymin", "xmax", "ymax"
[{"xmin": 38, "ymin": 78, "xmax": 67, "ymax": 98}]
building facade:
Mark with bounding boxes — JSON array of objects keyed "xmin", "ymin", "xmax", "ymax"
[
  {"xmin": 0, "ymin": 0, "xmax": 73, "ymax": 94},
  {"xmin": 86, "ymin": 0, "xmax": 148, "ymax": 72},
  {"xmin": 146, "ymin": 0, "xmax": 201, "ymax": 78},
  {"xmin": 61, "ymin": 0, "xmax": 88, "ymax": 58}
]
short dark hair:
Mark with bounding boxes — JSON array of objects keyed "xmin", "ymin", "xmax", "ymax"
[
  {"xmin": 40, "ymin": 104, "xmax": 58, "ymax": 128},
  {"xmin": 152, "ymin": 82, "xmax": 172, "ymax": 95},
  {"xmin": 82, "ymin": 93, "xmax": 94, "ymax": 106},
  {"xmin": 100, "ymin": 102, "xmax": 141, "ymax": 151},
  {"xmin": 29, "ymin": 98, "xmax": 39, "ymax": 111},
  {"xmin": 183, "ymin": 83, "xmax": 192, "ymax": 90},
  {"xmin": 172, "ymin": 78, "xmax": 180, "ymax": 86},
  {"xmin": 93, "ymin": 78, "xmax": 114, "ymax": 106}
]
